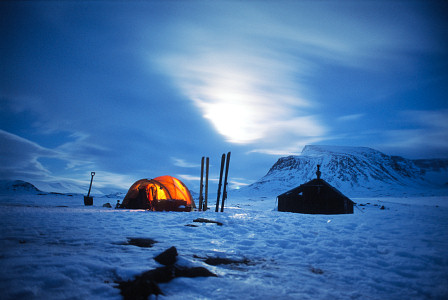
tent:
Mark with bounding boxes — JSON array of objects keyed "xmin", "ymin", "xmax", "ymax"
[
  {"xmin": 120, "ymin": 176, "xmax": 195, "ymax": 211},
  {"xmin": 277, "ymin": 166, "xmax": 354, "ymax": 215}
]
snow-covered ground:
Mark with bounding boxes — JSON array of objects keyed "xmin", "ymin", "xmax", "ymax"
[{"xmin": 1, "ymin": 192, "xmax": 448, "ymax": 299}]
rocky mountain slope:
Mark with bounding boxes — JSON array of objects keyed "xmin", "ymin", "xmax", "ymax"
[
  {"xmin": 0, "ymin": 180, "xmax": 41, "ymax": 194},
  {"xmin": 238, "ymin": 145, "xmax": 448, "ymax": 197}
]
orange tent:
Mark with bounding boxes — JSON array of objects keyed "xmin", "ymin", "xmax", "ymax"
[{"xmin": 120, "ymin": 176, "xmax": 195, "ymax": 211}]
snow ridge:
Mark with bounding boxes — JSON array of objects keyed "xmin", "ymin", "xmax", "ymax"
[
  {"xmin": 240, "ymin": 145, "xmax": 448, "ymax": 197},
  {"xmin": 0, "ymin": 180, "xmax": 41, "ymax": 194}
]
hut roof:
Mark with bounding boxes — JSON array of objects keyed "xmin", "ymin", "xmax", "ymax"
[{"xmin": 278, "ymin": 178, "xmax": 353, "ymax": 203}]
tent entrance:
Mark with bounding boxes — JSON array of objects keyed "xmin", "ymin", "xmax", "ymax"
[{"xmin": 120, "ymin": 176, "xmax": 195, "ymax": 211}]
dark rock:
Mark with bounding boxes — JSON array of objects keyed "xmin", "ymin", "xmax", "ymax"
[
  {"xmin": 380, "ymin": 205, "xmax": 385, "ymax": 210},
  {"xmin": 126, "ymin": 238, "xmax": 157, "ymax": 248},
  {"xmin": 185, "ymin": 224, "xmax": 199, "ymax": 227},
  {"xmin": 203, "ymin": 257, "xmax": 250, "ymax": 266},
  {"xmin": 117, "ymin": 275, "xmax": 163, "ymax": 300},
  {"xmin": 116, "ymin": 263, "xmax": 217, "ymax": 298},
  {"xmin": 175, "ymin": 266, "xmax": 217, "ymax": 278},
  {"xmin": 193, "ymin": 218, "xmax": 223, "ymax": 226},
  {"xmin": 154, "ymin": 246, "xmax": 178, "ymax": 266},
  {"xmin": 103, "ymin": 203, "xmax": 112, "ymax": 208},
  {"xmin": 141, "ymin": 265, "xmax": 176, "ymax": 283},
  {"xmin": 310, "ymin": 266, "xmax": 324, "ymax": 274}
]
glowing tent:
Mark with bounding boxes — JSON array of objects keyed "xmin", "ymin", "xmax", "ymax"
[{"xmin": 120, "ymin": 176, "xmax": 195, "ymax": 211}]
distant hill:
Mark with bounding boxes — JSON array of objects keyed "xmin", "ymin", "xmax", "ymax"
[
  {"xmin": 0, "ymin": 178, "xmax": 129, "ymax": 196},
  {"xmin": 0, "ymin": 180, "xmax": 41, "ymax": 194},
  {"xmin": 236, "ymin": 145, "xmax": 448, "ymax": 197}
]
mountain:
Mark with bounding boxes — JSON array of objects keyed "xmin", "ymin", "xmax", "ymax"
[
  {"xmin": 0, "ymin": 180, "xmax": 41, "ymax": 194},
  {"xmin": 237, "ymin": 145, "xmax": 448, "ymax": 197}
]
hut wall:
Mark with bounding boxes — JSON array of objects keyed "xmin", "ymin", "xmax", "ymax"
[{"xmin": 278, "ymin": 184, "xmax": 353, "ymax": 214}]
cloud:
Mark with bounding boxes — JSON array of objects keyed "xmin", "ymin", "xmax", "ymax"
[
  {"xmin": 156, "ymin": 48, "xmax": 318, "ymax": 144},
  {"xmin": 153, "ymin": 23, "xmax": 327, "ymax": 151},
  {"xmin": 55, "ymin": 132, "xmax": 110, "ymax": 170},
  {"xmin": 0, "ymin": 129, "xmax": 132, "ymax": 192},
  {"xmin": 249, "ymin": 137, "xmax": 326, "ymax": 156},
  {"xmin": 171, "ymin": 157, "xmax": 200, "ymax": 168},
  {"xmin": 88, "ymin": 171, "xmax": 133, "ymax": 191},
  {"xmin": 177, "ymin": 174, "xmax": 201, "ymax": 182},
  {"xmin": 0, "ymin": 129, "xmax": 56, "ymax": 179},
  {"xmin": 381, "ymin": 110, "xmax": 448, "ymax": 158},
  {"xmin": 337, "ymin": 114, "xmax": 365, "ymax": 122},
  {"xmin": 228, "ymin": 178, "xmax": 252, "ymax": 190}
]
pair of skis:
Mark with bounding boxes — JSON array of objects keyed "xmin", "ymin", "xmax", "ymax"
[
  {"xmin": 198, "ymin": 152, "xmax": 231, "ymax": 212},
  {"xmin": 215, "ymin": 152, "xmax": 231, "ymax": 212}
]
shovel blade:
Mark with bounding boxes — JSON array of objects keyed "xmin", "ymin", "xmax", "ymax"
[{"xmin": 84, "ymin": 196, "xmax": 93, "ymax": 206}]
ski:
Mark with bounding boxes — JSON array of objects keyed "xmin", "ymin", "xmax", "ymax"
[
  {"xmin": 204, "ymin": 157, "xmax": 209, "ymax": 211},
  {"xmin": 198, "ymin": 157, "xmax": 205, "ymax": 211},
  {"xmin": 215, "ymin": 154, "xmax": 225, "ymax": 212},
  {"xmin": 220, "ymin": 152, "xmax": 231, "ymax": 212}
]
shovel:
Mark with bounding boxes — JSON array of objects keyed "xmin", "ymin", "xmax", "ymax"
[{"xmin": 84, "ymin": 172, "xmax": 95, "ymax": 206}]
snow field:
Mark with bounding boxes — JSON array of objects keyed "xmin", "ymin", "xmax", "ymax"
[{"xmin": 1, "ymin": 194, "xmax": 448, "ymax": 299}]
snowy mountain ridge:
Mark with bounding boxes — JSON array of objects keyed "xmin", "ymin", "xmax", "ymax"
[
  {"xmin": 239, "ymin": 145, "xmax": 448, "ymax": 197},
  {"xmin": 0, "ymin": 180, "xmax": 41, "ymax": 194}
]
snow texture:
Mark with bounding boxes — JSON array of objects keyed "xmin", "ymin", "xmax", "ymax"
[{"xmin": 1, "ymin": 182, "xmax": 448, "ymax": 299}]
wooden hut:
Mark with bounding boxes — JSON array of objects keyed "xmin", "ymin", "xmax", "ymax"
[{"xmin": 277, "ymin": 165, "xmax": 354, "ymax": 214}]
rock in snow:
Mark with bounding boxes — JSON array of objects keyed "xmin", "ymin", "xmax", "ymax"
[
  {"xmin": 117, "ymin": 247, "xmax": 216, "ymax": 299},
  {"xmin": 154, "ymin": 246, "xmax": 178, "ymax": 266}
]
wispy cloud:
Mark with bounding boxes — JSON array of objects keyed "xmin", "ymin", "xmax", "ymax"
[
  {"xmin": 337, "ymin": 114, "xmax": 365, "ymax": 122},
  {"xmin": 171, "ymin": 157, "xmax": 200, "ymax": 168},
  {"xmin": 0, "ymin": 129, "xmax": 56, "ymax": 179},
  {"xmin": 381, "ymin": 110, "xmax": 448, "ymax": 158},
  {"xmin": 176, "ymin": 174, "xmax": 201, "ymax": 183},
  {"xmin": 55, "ymin": 132, "xmax": 109, "ymax": 170},
  {"xmin": 0, "ymin": 129, "xmax": 132, "ymax": 192},
  {"xmin": 153, "ymin": 29, "xmax": 328, "ymax": 154},
  {"xmin": 157, "ymin": 48, "xmax": 320, "ymax": 145}
]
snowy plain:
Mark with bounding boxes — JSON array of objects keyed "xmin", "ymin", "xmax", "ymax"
[{"xmin": 1, "ymin": 190, "xmax": 448, "ymax": 300}]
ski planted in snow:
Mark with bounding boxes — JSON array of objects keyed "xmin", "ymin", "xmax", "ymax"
[
  {"xmin": 220, "ymin": 152, "xmax": 231, "ymax": 212},
  {"xmin": 198, "ymin": 156, "xmax": 205, "ymax": 211},
  {"xmin": 204, "ymin": 157, "xmax": 209, "ymax": 211},
  {"xmin": 215, "ymin": 153, "xmax": 226, "ymax": 212}
]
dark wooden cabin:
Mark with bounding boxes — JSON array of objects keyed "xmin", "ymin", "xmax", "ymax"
[{"xmin": 277, "ymin": 165, "xmax": 354, "ymax": 214}]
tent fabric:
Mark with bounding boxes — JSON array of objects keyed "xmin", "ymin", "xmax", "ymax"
[
  {"xmin": 277, "ymin": 179, "xmax": 354, "ymax": 215},
  {"xmin": 120, "ymin": 176, "xmax": 195, "ymax": 211}
]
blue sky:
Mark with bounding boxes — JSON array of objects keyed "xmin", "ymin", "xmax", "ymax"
[{"xmin": 1, "ymin": 1, "xmax": 447, "ymax": 193}]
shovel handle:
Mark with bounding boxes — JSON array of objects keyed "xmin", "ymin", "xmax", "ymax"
[{"xmin": 87, "ymin": 172, "xmax": 95, "ymax": 197}]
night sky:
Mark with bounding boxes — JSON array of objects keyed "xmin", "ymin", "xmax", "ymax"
[{"xmin": 1, "ymin": 1, "xmax": 447, "ymax": 193}]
